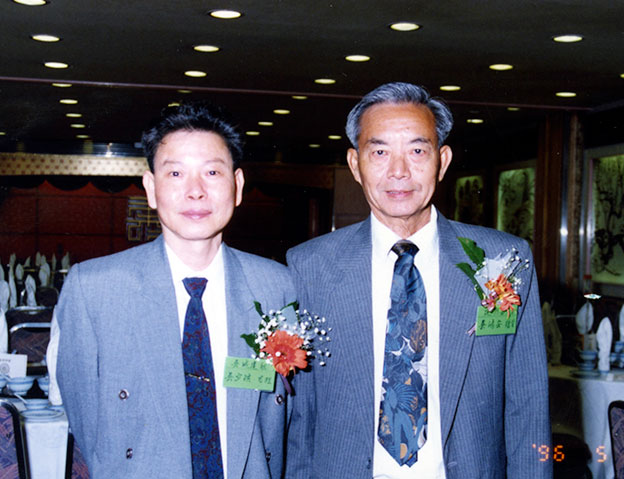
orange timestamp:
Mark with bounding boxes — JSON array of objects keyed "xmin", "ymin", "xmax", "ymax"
[{"xmin": 532, "ymin": 443, "xmax": 607, "ymax": 463}]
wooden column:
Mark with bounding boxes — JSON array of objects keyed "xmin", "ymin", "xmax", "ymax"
[
  {"xmin": 565, "ymin": 113, "xmax": 584, "ymax": 295},
  {"xmin": 534, "ymin": 113, "xmax": 565, "ymax": 297}
]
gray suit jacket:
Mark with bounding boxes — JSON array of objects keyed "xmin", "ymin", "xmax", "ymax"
[
  {"xmin": 56, "ymin": 236, "xmax": 295, "ymax": 479},
  {"xmin": 285, "ymin": 213, "xmax": 552, "ymax": 478}
]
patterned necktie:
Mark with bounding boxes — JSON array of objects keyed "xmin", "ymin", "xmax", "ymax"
[
  {"xmin": 378, "ymin": 241, "xmax": 428, "ymax": 466},
  {"xmin": 182, "ymin": 277, "xmax": 224, "ymax": 479}
]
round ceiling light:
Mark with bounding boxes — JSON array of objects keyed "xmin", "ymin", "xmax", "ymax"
[
  {"xmin": 315, "ymin": 78, "xmax": 336, "ymax": 85},
  {"xmin": 60, "ymin": 99, "xmax": 78, "ymax": 105},
  {"xmin": 210, "ymin": 9, "xmax": 241, "ymax": 19},
  {"xmin": 184, "ymin": 70, "xmax": 207, "ymax": 78},
  {"xmin": 390, "ymin": 22, "xmax": 420, "ymax": 32},
  {"xmin": 556, "ymin": 91, "xmax": 576, "ymax": 98},
  {"xmin": 553, "ymin": 35, "xmax": 583, "ymax": 43},
  {"xmin": 32, "ymin": 34, "xmax": 60, "ymax": 42},
  {"xmin": 13, "ymin": 0, "xmax": 47, "ymax": 5},
  {"xmin": 193, "ymin": 45, "xmax": 220, "ymax": 53},
  {"xmin": 44, "ymin": 61, "xmax": 69, "ymax": 69},
  {"xmin": 52, "ymin": 83, "xmax": 72, "ymax": 88},
  {"xmin": 440, "ymin": 85, "xmax": 461, "ymax": 91},
  {"xmin": 273, "ymin": 109, "xmax": 290, "ymax": 115},
  {"xmin": 489, "ymin": 64, "xmax": 513, "ymax": 71},
  {"xmin": 345, "ymin": 55, "xmax": 370, "ymax": 62}
]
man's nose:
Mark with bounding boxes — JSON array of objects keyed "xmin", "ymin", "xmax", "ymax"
[
  {"xmin": 388, "ymin": 153, "xmax": 410, "ymax": 178},
  {"xmin": 186, "ymin": 175, "xmax": 206, "ymax": 199}
]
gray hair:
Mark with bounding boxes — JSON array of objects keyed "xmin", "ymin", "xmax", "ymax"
[{"xmin": 345, "ymin": 82, "xmax": 454, "ymax": 149}]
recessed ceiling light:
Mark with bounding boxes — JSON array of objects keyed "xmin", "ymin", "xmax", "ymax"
[
  {"xmin": 309, "ymin": 144, "xmax": 321, "ymax": 148},
  {"xmin": 210, "ymin": 9, "xmax": 241, "ymax": 19},
  {"xmin": 32, "ymin": 34, "xmax": 60, "ymax": 42},
  {"xmin": 184, "ymin": 70, "xmax": 207, "ymax": 78},
  {"xmin": 507, "ymin": 107, "xmax": 520, "ymax": 111},
  {"xmin": 13, "ymin": 0, "xmax": 47, "ymax": 5},
  {"xmin": 246, "ymin": 131, "xmax": 260, "ymax": 136},
  {"xmin": 556, "ymin": 91, "xmax": 576, "ymax": 98},
  {"xmin": 0, "ymin": 132, "xmax": 6, "ymax": 136},
  {"xmin": 467, "ymin": 119, "xmax": 484, "ymax": 124},
  {"xmin": 66, "ymin": 113, "xmax": 82, "ymax": 118},
  {"xmin": 620, "ymin": 73, "xmax": 624, "ymax": 79},
  {"xmin": 328, "ymin": 135, "xmax": 342, "ymax": 140},
  {"xmin": 440, "ymin": 85, "xmax": 461, "ymax": 91},
  {"xmin": 553, "ymin": 35, "xmax": 583, "ymax": 43},
  {"xmin": 390, "ymin": 22, "xmax": 420, "ymax": 32},
  {"xmin": 292, "ymin": 95, "xmax": 308, "ymax": 100},
  {"xmin": 177, "ymin": 89, "xmax": 192, "ymax": 94},
  {"xmin": 273, "ymin": 109, "xmax": 290, "ymax": 115},
  {"xmin": 168, "ymin": 102, "xmax": 181, "ymax": 107},
  {"xmin": 76, "ymin": 134, "xmax": 90, "ymax": 139},
  {"xmin": 258, "ymin": 121, "xmax": 273, "ymax": 126},
  {"xmin": 44, "ymin": 61, "xmax": 69, "ymax": 69},
  {"xmin": 489, "ymin": 64, "xmax": 513, "ymax": 71},
  {"xmin": 193, "ymin": 45, "xmax": 220, "ymax": 53},
  {"xmin": 60, "ymin": 99, "xmax": 78, "ymax": 104},
  {"xmin": 70, "ymin": 124, "xmax": 86, "ymax": 129},
  {"xmin": 52, "ymin": 83, "xmax": 72, "ymax": 88},
  {"xmin": 345, "ymin": 55, "xmax": 370, "ymax": 62},
  {"xmin": 315, "ymin": 78, "xmax": 336, "ymax": 85}
]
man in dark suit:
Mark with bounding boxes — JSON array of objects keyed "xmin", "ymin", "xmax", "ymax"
[
  {"xmin": 286, "ymin": 82, "xmax": 551, "ymax": 478},
  {"xmin": 56, "ymin": 103, "xmax": 295, "ymax": 478}
]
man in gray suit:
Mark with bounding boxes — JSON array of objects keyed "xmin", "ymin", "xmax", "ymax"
[
  {"xmin": 56, "ymin": 103, "xmax": 295, "ymax": 478},
  {"xmin": 286, "ymin": 83, "xmax": 551, "ymax": 478}
]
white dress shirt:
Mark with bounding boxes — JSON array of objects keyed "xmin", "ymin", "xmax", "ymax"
[
  {"xmin": 166, "ymin": 243, "xmax": 229, "ymax": 478},
  {"xmin": 372, "ymin": 207, "xmax": 446, "ymax": 478}
]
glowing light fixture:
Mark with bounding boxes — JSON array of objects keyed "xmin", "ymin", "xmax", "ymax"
[
  {"xmin": 309, "ymin": 144, "xmax": 321, "ymax": 148},
  {"xmin": 273, "ymin": 109, "xmax": 290, "ymax": 115},
  {"xmin": 292, "ymin": 95, "xmax": 308, "ymax": 100},
  {"xmin": 13, "ymin": 0, "xmax": 47, "ymax": 5},
  {"xmin": 184, "ymin": 70, "xmax": 207, "ymax": 78},
  {"xmin": 467, "ymin": 119, "xmax": 484, "ymax": 124},
  {"xmin": 60, "ymin": 99, "xmax": 78, "ymax": 105},
  {"xmin": 44, "ymin": 61, "xmax": 68, "ymax": 69},
  {"xmin": 194, "ymin": 45, "xmax": 220, "ymax": 53},
  {"xmin": 258, "ymin": 121, "xmax": 273, "ymax": 126},
  {"xmin": 440, "ymin": 85, "xmax": 461, "ymax": 91},
  {"xmin": 210, "ymin": 9, "xmax": 241, "ymax": 19},
  {"xmin": 315, "ymin": 78, "xmax": 336, "ymax": 85},
  {"xmin": 52, "ymin": 83, "xmax": 72, "ymax": 88},
  {"xmin": 70, "ymin": 124, "xmax": 86, "ymax": 129},
  {"xmin": 489, "ymin": 64, "xmax": 513, "ymax": 71},
  {"xmin": 328, "ymin": 135, "xmax": 342, "ymax": 140},
  {"xmin": 390, "ymin": 22, "xmax": 420, "ymax": 32},
  {"xmin": 168, "ymin": 102, "xmax": 181, "ymax": 107},
  {"xmin": 76, "ymin": 134, "xmax": 90, "ymax": 139},
  {"xmin": 66, "ymin": 113, "xmax": 82, "ymax": 118},
  {"xmin": 345, "ymin": 55, "xmax": 370, "ymax": 62},
  {"xmin": 0, "ymin": 131, "xmax": 6, "ymax": 136},
  {"xmin": 246, "ymin": 131, "xmax": 260, "ymax": 136},
  {"xmin": 507, "ymin": 107, "xmax": 520, "ymax": 111},
  {"xmin": 32, "ymin": 34, "xmax": 60, "ymax": 42},
  {"xmin": 177, "ymin": 90, "xmax": 192, "ymax": 94},
  {"xmin": 556, "ymin": 91, "xmax": 576, "ymax": 98},
  {"xmin": 553, "ymin": 35, "xmax": 583, "ymax": 43}
]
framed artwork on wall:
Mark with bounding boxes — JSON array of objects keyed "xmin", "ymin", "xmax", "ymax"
[
  {"xmin": 454, "ymin": 175, "xmax": 485, "ymax": 226},
  {"xmin": 496, "ymin": 165, "xmax": 535, "ymax": 247},
  {"xmin": 588, "ymin": 153, "xmax": 624, "ymax": 287}
]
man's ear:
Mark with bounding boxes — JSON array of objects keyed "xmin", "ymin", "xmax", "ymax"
[
  {"xmin": 437, "ymin": 145, "xmax": 453, "ymax": 182},
  {"xmin": 347, "ymin": 148, "xmax": 362, "ymax": 185},
  {"xmin": 142, "ymin": 170, "xmax": 157, "ymax": 209},
  {"xmin": 234, "ymin": 168, "xmax": 245, "ymax": 207}
]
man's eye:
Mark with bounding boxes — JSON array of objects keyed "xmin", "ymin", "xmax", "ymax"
[
  {"xmin": 374, "ymin": 150, "xmax": 386, "ymax": 156},
  {"xmin": 170, "ymin": 171, "xmax": 180, "ymax": 177},
  {"xmin": 208, "ymin": 170, "xmax": 218, "ymax": 176},
  {"xmin": 414, "ymin": 148, "xmax": 423, "ymax": 155}
]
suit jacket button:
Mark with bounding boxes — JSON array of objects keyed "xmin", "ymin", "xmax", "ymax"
[
  {"xmin": 126, "ymin": 448, "xmax": 133, "ymax": 459},
  {"xmin": 367, "ymin": 458, "xmax": 372, "ymax": 469},
  {"xmin": 274, "ymin": 394, "xmax": 284, "ymax": 405},
  {"xmin": 265, "ymin": 451, "xmax": 271, "ymax": 462},
  {"xmin": 119, "ymin": 389, "xmax": 129, "ymax": 400}
]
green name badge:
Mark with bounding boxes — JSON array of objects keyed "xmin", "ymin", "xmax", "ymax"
[
  {"xmin": 223, "ymin": 356, "xmax": 276, "ymax": 391},
  {"xmin": 475, "ymin": 306, "xmax": 517, "ymax": 336}
]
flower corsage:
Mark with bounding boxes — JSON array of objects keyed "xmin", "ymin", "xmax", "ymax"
[
  {"xmin": 241, "ymin": 301, "xmax": 330, "ymax": 393},
  {"xmin": 456, "ymin": 237, "xmax": 529, "ymax": 336}
]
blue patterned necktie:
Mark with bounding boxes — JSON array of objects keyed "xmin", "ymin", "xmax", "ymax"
[
  {"xmin": 378, "ymin": 241, "xmax": 427, "ymax": 466},
  {"xmin": 182, "ymin": 277, "xmax": 224, "ymax": 479}
]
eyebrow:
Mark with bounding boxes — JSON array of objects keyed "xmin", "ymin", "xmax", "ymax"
[{"xmin": 365, "ymin": 136, "xmax": 433, "ymax": 146}]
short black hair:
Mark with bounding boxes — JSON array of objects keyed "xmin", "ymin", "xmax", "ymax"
[
  {"xmin": 141, "ymin": 101, "xmax": 243, "ymax": 172},
  {"xmin": 345, "ymin": 82, "xmax": 454, "ymax": 149}
]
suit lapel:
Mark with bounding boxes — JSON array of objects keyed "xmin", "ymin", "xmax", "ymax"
[
  {"xmin": 328, "ymin": 220, "xmax": 376, "ymax": 443},
  {"xmin": 222, "ymin": 245, "xmax": 262, "ymax": 479},
  {"xmin": 133, "ymin": 237, "xmax": 191, "ymax": 450},
  {"xmin": 437, "ymin": 215, "xmax": 479, "ymax": 446}
]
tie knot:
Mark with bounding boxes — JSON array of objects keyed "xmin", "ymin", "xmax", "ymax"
[
  {"xmin": 392, "ymin": 240, "xmax": 419, "ymax": 258},
  {"xmin": 183, "ymin": 277, "xmax": 207, "ymax": 298}
]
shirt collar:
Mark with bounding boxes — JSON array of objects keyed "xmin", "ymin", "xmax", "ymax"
[
  {"xmin": 371, "ymin": 206, "xmax": 439, "ymax": 260},
  {"xmin": 165, "ymin": 242, "xmax": 224, "ymax": 285}
]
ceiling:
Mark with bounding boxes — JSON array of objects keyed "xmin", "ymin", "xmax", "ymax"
[{"xmin": 0, "ymin": 0, "xmax": 623, "ymax": 164}]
